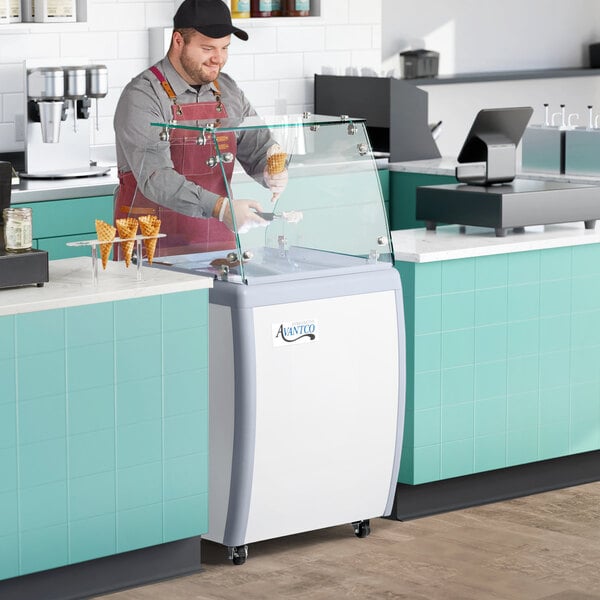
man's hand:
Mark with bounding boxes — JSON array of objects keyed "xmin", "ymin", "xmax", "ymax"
[
  {"xmin": 263, "ymin": 167, "xmax": 289, "ymax": 202},
  {"xmin": 221, "ymin": 199, "xmax": 268, "ymax": 233}
]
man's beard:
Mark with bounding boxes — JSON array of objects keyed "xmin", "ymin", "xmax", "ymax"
[{"xmin": 180, "ymin": 48, "xmax": 222, "ymax": 85}]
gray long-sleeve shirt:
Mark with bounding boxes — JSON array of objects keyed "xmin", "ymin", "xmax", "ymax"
[{"xmin": 113, "ymin": 57, "xmax": 271, "ymax": 218}]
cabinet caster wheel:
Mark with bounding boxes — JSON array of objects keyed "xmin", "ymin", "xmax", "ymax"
[
  {"xmin": 352, "ymin": 519, "xmax": 371, "ymax": 538},
  {"xmin": 228, "ymin": 545, "xmax": 248, "ymax": 565}
]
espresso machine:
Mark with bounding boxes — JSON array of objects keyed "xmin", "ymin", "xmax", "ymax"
[
  {"xmin": 0, "ymin": 162, "xmax": 49, "ymax": 288},
  {"xmin": 21, "ymin": 59, "xmax": 110, "ymax": 179}
]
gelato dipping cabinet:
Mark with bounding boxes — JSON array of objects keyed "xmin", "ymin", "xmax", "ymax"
[{"xmin": 126, "ymin": 114, "xmax": 405, "ymax": 564}]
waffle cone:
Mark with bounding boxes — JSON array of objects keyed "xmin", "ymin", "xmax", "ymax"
[
  {"xmin": 95, "ymin": 219, "xmax": 116, "ymax": 270},
  {"xmin": 115, "ymin": 218, "xmax": 138, "ymax": 268},
  {"xmin": 267, "ymin": 152, "xmax": 287, "ymax": 175},
  {"xmin": 138, "ymin": 214, "xmax": 161, "ymax": 264}
]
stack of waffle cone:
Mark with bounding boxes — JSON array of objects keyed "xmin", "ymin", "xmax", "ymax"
[
  {"xmin": 115, "ymin": 217, "xmax": 138, "ymax": 268},
  {"xmin": 95, "ymin": 219, "xmax": 116, "ymax": 270},
  {"xmin": 266, "ymin": 143, "xmax": 287, "ymax": 175},
  {"xmin": 138, "ymin": 215, "xmax": 161, "ymax": 264}
]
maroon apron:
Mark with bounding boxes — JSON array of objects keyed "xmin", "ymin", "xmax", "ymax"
[{"xmin": 114, "ymin": 68, "xmax": 236, "ymax": 259}]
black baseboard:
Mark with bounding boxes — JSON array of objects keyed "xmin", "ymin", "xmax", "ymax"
[
  {"xmin": 392, "ymin": 450, "xmax": 600, "ymax": 521},
  {"xmin": 0, "ymin": 536, "xmax": 202, "ymax": 600}
]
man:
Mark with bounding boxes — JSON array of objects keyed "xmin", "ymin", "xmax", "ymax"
[{"xmin": 113, "ymin": 0, "xmax": 286, "ymax": 254}]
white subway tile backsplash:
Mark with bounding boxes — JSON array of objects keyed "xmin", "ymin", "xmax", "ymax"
[
  {"xmin": 326, "ymin": 25, "xmax": 375, "ymax": 51},
  {"xmin": 303, "ymin": 50, "xmax": 352, "ymax": 77},
  {"xmin": 224, "ymin": 54, "xmax": 255, "ymax": 82},
  {"xmin": 276, "ymin": 25, "xmax": 325, "ymax": 53},
  {"xmin": 234, "ymin": 26, "xmax": 277, "ymax": 54},
  {"xmin": 350, "ymin": 49, "xmax": 383, "ymax": 73},
  {"xmin": 104, "ymin": 58, "xmax": 149, "ymax": 87},
  {"xmin": 278, "ymin": 77, "xmax": 312, "ymax": 105},
  {"xmin": 118, "ymin": 31, "xmax": 151, "ymax": 60},
  {"xmin": 0, "ymin": 63, "xmax": 24, "ymax": 94},
  {"xmin": 88, "ymin": 3, "xmax": 146, "ymax": 32},
  {"xmin": 240, "ymin": 80, "xmax": 279, "ymax": 108},
  {"xmin": 320, "ymin": 0, "xmax": 349, "ymax": 24},
  {"xmin": 349, "ymin": 0, "xmax": 381, "ymax": 24},
  {"xmin": 3, "ymin": 93, "xmax": 22, "ymax": 122},
  {"xmin": 60, "ymin": 32, "xmax": 119, "ymax": 59},
  {"xmin": 0, "ymin": 34, "xmax": 60, "ymax": 60},
  {"xmin": 254, "ymin": 53, "xmax": 304, "ymax": 80},
  {"xmin": 145, "ymin": 2, "xmax": 174, "ymax": 29},
  {"xmin": 0, "ymin": 122, "xmax": 20, "ymax": 152}
]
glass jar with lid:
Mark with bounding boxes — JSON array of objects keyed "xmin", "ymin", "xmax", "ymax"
[{"xmin": 3, "ymin": 207, "xmax": 33, "ymax": 252}]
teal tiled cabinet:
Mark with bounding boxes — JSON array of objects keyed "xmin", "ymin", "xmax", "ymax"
[
  {"xmin": 0, "ymin": 258, "xmax": 211, "ymax": 589},
  {"xmin": 395, "ymin": 232, "xmax": 600, "ymax": 487}
]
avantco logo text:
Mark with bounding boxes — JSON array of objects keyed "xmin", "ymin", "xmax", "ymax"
[{"xmin": 273, "ymin": 319, "xmax": 318, "ymax": 347}]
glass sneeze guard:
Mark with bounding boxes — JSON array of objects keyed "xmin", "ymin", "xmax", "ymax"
[{"xmin": 126, "ymin": 113, "xmax": 393, "ymax": 284}]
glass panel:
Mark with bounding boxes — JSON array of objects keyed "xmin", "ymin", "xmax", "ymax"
[{"xmin": 126, "ymin": 114, "xmax": 392, "ymax": 284}]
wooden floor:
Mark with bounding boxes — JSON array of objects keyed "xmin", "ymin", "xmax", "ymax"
[{"xmin": 101, "ymin": 482, "xmax": 600, "ymax": 600}]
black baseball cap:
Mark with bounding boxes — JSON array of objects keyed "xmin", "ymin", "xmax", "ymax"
[{"xmin": 174, "ymin": 0, "xmax": 249, "ymax": 41}]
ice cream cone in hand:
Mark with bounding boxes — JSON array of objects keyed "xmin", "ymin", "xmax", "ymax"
[
  {"xmin": 115, "ymin": 217, "xmax": 138, "ymax": 268},
  {"xmin": 95, "ymin": 219, "xmax": 116, "ymax": 270},
  {"xmin": 138, "ymin": 214, "xmax": 161, "ymax": 264},
  {"xmin": 266, "ymin": 143, "xmax": 287, "ymax": 175}
]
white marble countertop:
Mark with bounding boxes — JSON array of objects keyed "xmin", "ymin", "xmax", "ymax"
[
  {"xmin": 0, "ymin": 256, "xmax": 213, "ymax": 317},
  {"xmin": 388, "ymin": 157, "xmax": 600, "ymax": 185},
  {"xmin": 392, "ymin": 222, "xmax": 600, "ymax": 263}
]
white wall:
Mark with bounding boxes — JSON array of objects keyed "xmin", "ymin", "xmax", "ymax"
[{"xmin": 0, "ymin": 0, "xmax": 382, "ymax": 154}]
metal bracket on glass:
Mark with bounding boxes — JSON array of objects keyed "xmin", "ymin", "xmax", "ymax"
[
  {"xmin": 206, "ymin": 152, "xmax": 234, "ymax": 167},
  {"xmin": 66, "ymin": 233, "xmax": 166, "ymax": 286}
]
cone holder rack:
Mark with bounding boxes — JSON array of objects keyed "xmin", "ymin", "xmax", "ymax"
[{"xmin": 66, "ymin": 234, "xmax": 166, "ymax": 285}]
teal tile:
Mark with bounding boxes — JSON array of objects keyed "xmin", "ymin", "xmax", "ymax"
[
  {"xmin": 20, "ymin": 524, "xmax": 68, "ymax": 576},
  {"xmin": 474, "ymin": 324, "xmax": 507, "ymax": 363},
  {"xmin": 165, "ymin": 410, "xmax": 208, "ymax": 459},
  {"xmin": 540, "ymin": 279, "xmax": 571, "ymax": 317},
  {"xmin": 474, "ymin": 433, "xmax": 506, "ymax": 472},
  {"xmin": 475, "ymin": 254, "xmax": 508, "ymax": 289},
  {"xmin": 18, "ymin": 395, "xmax": 65, "ymax": 445},
  {"xmin": 442, "ymin": 258, "xmax": 475, "ymax": 294},
  {"xmin": 20, "ymin": 481, "xmax": 67, "ymax": 532},
  {"xmin": 540, "ymin": 247, "xmax": 571, "ymax": 281},
  {"xmin": 115, "ymin": 334, "xmax": 162, "ymax": 384},
  {"xmin": 441, "ymin": 365, "xmax": 474, "ymax": 406},
  {"xmin": 117, "ymin": 419, "xmax": 162, "ymax": 468},
  {"xmin": 572, "ymin": 276, "xmax": 600, "ymax": 313},
  {"xmin": 117, "ymin": 503, "xmax": 163, "ymax": 553},
  {"xmin": 16, "ymin": 309, "xmax": 65, "ymax": 356},
  {"xmin": 69, "ymin": 385, "xmax": 115, "ymax": 435},
  {"xmin": 475, "ymin": 361, "xmax": 507, "ymax": 401},
  {"xmin": 0, "ymin": 403, "xmax": 16, "ymax": 449},
  {"xmin": 507, "ymin": 320, "xmax": 539, "ymax": 357},
  {"xmin": 0, "ymin": 358, "xmax": 16, "ymax": 405},
  {"xmin": 572, "ymin": 311, "xmax": 600, "ymax": 349},
  {"xmin": 441, "ymin": 329, "xmax": 474, "ymax": 368},
  {"xmin": 539, "ymin": 386, "xmax": 570, "ymax": 425},
  {"xmin": 0, "ymin": 492, "xmax": 17, "ymax": 536},
  {"xmin": 508, "ymin": 251, "xmax": 540, "ymax": 285},
  {"xmin": 415, "ymin": 295, "xmax": 441, "ymax": 335},
  {"xmin": 571, "ymin": 347, "xmax": 600, "ymax": 384},
  {"xmin": 18, "ymin": 351, "xmax": 65, "ymax": 401},
  {"xmin": 116, "ymin": 376, "xmax": 162, "ymax": 426},
  {"xmin": 69, "ymin": 471, "xmax": 115, "ymax": 521},
  {"xmin": 67, "ymin": 342, "xmax": 114, "ymax": 392},
  {"xmin": 570, "ymin": 419, "xmax": 600, "ymax": 454},
  {"xmin": 507, "ymin": 284, "xmax": 540, "ymax": 322},
  {"xmin": 164, "ymin": 452, "xmax": 208, "ymax": 500},
  {"xmin": 506, "ymin": 429, "xmax": 539, "ymax": 466},
  {"xmin": 415, "ymin": 262, "xmax": 441, "ymax": 297},
  {"xmin": 414, "ymin": 333, "xmax": 441, "ymax": 373},
  {"xmin": 474, "ymin": 397, "xmax": 507, "ymax": 436},
  {"xmin": 507, "ymin": 391, "xmax": 539, "ymax": 430},
  {"xmin": 412, "ymin": 445, "xmax": 441, "ymax": 484},
  {"xmin": 539, "ymin": 422, "xmax": 570, "ymax": 460},
  {"xmin": 441, "ymin": 292, "xmax": 474, "ymax": 330},
  {"xmin": 398, "ymin": 444, "xmax": 414, "ymax": 483},
  {"xmin": 0, "ymin": 316, "xmax": 15, "ymax": 360},
  {"xmin": 164, "ymin": 494, "xmax": 208, "ymax": 542},
  {"xmin": 66, "ymin": 303, "xmax": 114, "ymax": 347},
  {"xmin": 69, "ymin": 513, "xmax": 116, "ymax": 564},
  {"xmin": 539, "ymin": 316, "xmax": 571, "ymax": 352},
  {"xmin": 0, "ymin": 447, "xmax": 17, "ymax": 493},
  {"xmin": 475, "ymin": 288, "xmax": 508, "ymax": 326},
  {"xmin": 570, "ymin": 382, "xmax": 600, "ymax": 423},
  {"xmin": 414, "ymin": 371, "xmax": 441, "ymax": 410},
  {"xmin": 69, "ymin": 429, "xmax": 115, "ymax": 478},
  {"xmin": 0, "ymin": 534, "xmax": 18, "ymax": 580},
  {"xmin": 19, "ymin": 438, "xmax": 66, "ymax": 488},
  {"xmin": 117, "ymin": 462, "xmax": 162, "ymax": 511},
  {"xmin": 164, "ymin": 369, "xmax": 208, "ymax": 416},
  {"xmin": 115, "ymin": 296, "xmax": 161, "ymax": 340},
  {"xmin": 441, "ymin": 403, "xmax": 473, "ymax": 442},
  {"xmin": 162, "ymin": 290, "xmax": 208, "ymax": 331},
  {"xmin": 413, "ymin": 407, "xmax": 441, "ymax": 447},
  {"xmin": 572, "ymin": 243, "xmax": 600, "ymax": 276},
  {"xmin": 441, "ymin": 438, "xmax": 474, "ymax": 479},
  {"xmin": 539, "ymin": 351, "xmax": 570, "ymax": 389},
  {"xmin": 163, "ymin": 327, "xmax": 208, "ymax": 375},
  {"xmin": 507, "ymin": 356, "xmax": 539, "ymax": 395}
]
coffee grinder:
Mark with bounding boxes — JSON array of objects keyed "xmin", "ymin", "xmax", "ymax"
[
  {"xmin": 21, "ymin": 59, "xmax": 110, "ymax": 179},
  {"xmin": 0, "ymin": 161, "xmax": 49, "ymax": 288}
]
